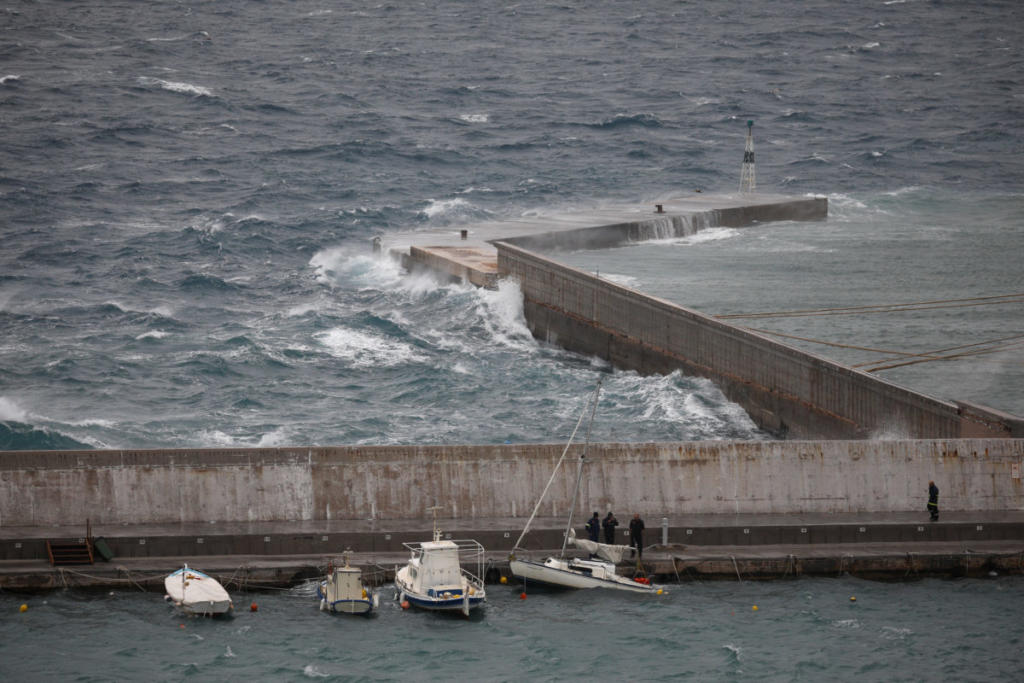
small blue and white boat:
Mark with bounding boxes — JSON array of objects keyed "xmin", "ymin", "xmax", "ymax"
[{"xmin": 394, "ymin": 511, "xmax": 486, "ymax": 616}]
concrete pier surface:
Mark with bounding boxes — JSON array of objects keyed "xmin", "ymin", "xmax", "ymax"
[
  {"xmin": 383, "ymin": 192, "xmax": 825, "ymax": 289},
  {"xmin": 4, "ymin": 511, "xmax": 1024, "ymax": 590}
]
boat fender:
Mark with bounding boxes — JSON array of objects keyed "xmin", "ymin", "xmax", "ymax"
[
  {"xmin": 361, "ymin": 589, "xmax": 367, "ymax": 599},
  {"xmin": 320, "ymin": 599, "xmax": 326, "ymax": 611}
]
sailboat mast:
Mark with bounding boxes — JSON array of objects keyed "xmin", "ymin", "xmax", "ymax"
[{"xmin": 560, "ymin": 377, "xmax": 603, "ymax": 557}]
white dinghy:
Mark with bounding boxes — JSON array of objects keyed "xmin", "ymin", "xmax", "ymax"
[
  {"xmin": 318, "ymin": 552, "xmax": 379, "ymax": 615},
  {"xmin": 509, "ymin": 378, "xmax": 662, "ymax": 595},
  {"xmin": 394, "ymin": 508, "xmax": 487, "ymax": 616},
  {"xmin": 164, "ymin": 564, "xmax": 233, "ymax": 616}
]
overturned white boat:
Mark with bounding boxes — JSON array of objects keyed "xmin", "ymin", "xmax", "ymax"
[
  {"xmin": 318, "ymin": 552, "xmax": 379, "ymax": 615},
  {"xmin": 394, "ymin": 509, "xmax": 487, "ymax": 616},
  {"xmin": 164, "ymin": 565, "xmax": 233, "ymax": 616},
  {"xmin": 509, "ymin": 378, "xmax": 661, "ymax": 594}
]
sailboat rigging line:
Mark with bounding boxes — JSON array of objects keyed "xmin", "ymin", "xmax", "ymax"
[
  {"xmin": 561, "ymin": 378, "xmax": 603, "ymax": 557},
  {"xmin": 511, "ymin": 378, "xmax": 604, "ymax": 552}
]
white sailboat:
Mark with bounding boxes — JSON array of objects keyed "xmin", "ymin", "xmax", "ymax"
[
  {"xmin": 318, "ymin": 551, "xmax": 379, "ymax": 615},
  {"xmin": 164, "ymin": 564, "xmax": 233, "ymax": 616},
  {"xmin": 509, "ymin": 378, "xmax": 662, "ymax": 594},
  {"xmin": 394, "ymin": 507, "xmax": 487, "ymax": 616}
]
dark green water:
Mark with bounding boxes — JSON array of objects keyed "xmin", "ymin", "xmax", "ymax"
[{"xmin": 2, "ymin": 577, "xmax": 1021, "ymax": 681}]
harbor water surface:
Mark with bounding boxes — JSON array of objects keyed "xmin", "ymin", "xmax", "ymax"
[{"xmin": 3, "ymin": 578, "xmax": 1022, "ymax": 681}]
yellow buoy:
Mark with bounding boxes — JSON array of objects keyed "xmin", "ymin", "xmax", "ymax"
[
  {"xmin": 656, "ymin": 589, "xmax": 664, "ymax": 595},
  {"xmin": 850, "ymin": 596, "xmax": 857, "ymax": 602},
  {"xmin": 19, "ymin": 603, "xmax": 28, "ymax": 613},
  {"xmin": 499, "ymin": 576, "xmax": 508, "ymax": 585},
  {"xmin": 752, "ymin": 605, "xmax": 759, "ymax": 611}
]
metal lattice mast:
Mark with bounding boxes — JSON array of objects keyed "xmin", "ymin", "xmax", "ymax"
[{"xmin": 739, "ymin": 119, "xmax": 756, "ymax": 193}]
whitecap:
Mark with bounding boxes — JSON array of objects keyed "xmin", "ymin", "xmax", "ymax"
[
  {"xmin": 257, "ymin": 427, "xmax": 291, "ymax": 447},
  {"xmin": 601, "ymin": 273, "xmax": 641, "ymax": 288},
  {"xmin": 224, "ymin": 646, "xmax": 236, "ymax": 658},
  {"xmin": 0, "ymin": 396, "xmax": 30, "ymax": 422},
  {"xmin": 473, "ymin": 279, "xmax": 535, "ymax": 350},
  {"xmin": 879, "ymin": 625, "xmax": 913, "ymax": 640},
  {"xmin": 303, "ymin": 664, "xmax": 331, "ymax": 678},
  {"xmin": 458, "ymin": 113, "xmax": 489, "ymax": 123},
  {"xmin": 861, "ymin": 42, "xmax": 880, "ymax": 50},
  {"xmin": 137, "ymin": 76, "xmax": 213, "ymax": 97},
  {"xmin": 314, "ymin": 327, "xmax": 428, "ymax": 368},
  {"xmin": 420, "ymin": 197, "xmax": 471, "ymax": 219},
  {"xmin": 832, "ymin": 618, "xmax": 862, "ymax": 629},
  {"xmin": 0, "ymin": 75, "xmax": 20, "ymax": 85}
]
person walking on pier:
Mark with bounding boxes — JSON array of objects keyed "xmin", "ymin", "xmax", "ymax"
[
  {"xmin": 629, "ymin": 513, "xmax": 645, "ymax": 559},
  {"xmin": 928, "ymin": 481, "xmax": 940, "ymax": 521},
  {"xmin": 586, "ymin": 512, "xmax": 601, "ymax": 542},
  {"xmin": 602, "ymin": 511, "xmax": 619, "ymax": 544}
]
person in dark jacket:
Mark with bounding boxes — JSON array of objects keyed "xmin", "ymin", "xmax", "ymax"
[
  {"xmin": 585, "ymin": 512, "xmax": 601, "ymax": 542},
  {"xmin": 602, "ymin": 511, "xmax": 619, "ymax": 544},
  {"xmin": 928, "ymin": 481, "xmax": 939, "ymax": 521},
  {"xmin": 629, "ymin": 513, "xmax": 645, "ymax": 559}
]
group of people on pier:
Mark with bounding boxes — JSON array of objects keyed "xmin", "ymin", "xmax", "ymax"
[{"xmin": 585, "ymin": 511, "xmax": 646, "ymax": 559}]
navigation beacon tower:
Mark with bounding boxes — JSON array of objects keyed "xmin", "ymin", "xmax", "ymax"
[{"xmin": 739, "ymin": 120, "xmax": 756, "ymax": 193}]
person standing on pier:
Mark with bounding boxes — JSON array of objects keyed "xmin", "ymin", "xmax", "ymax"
[
  {"xmin": 629, "ymin": 513, "xmax": 645, "ymax": 559},
  {"xmin": 602, "ymin": 511, "xmax": 619, "ymax": 544},
  {"xmin": 586, "ymin": 512, "xmax": 601, "ymax": 542},
  {"xmin": 928, "ymin": 481, "xmax": 940, "ymax": 521}
]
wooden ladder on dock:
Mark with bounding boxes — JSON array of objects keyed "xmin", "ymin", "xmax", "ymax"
[
  {"xmin": 46, "ymin": 519, "xmax": 95, "ymax": 566},
  {"xmin": 46, "ymin": 539, "xmax": 94, "ymax": 566}
]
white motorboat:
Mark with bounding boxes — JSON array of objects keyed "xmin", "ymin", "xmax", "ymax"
[
  {"xmin": 164, "ymin": 565, "xmax": 233, "ymax": 616},
  {"xmin": 318, "ymin": 552, "xmax": 379, "ymax": 615},
  {"xmin": 394, "ymin": 508, "xmax": 487, "ymax": 616},
  {"xmin": 509, "ymin": 378, "xmax": 662, "ymax": 594}
]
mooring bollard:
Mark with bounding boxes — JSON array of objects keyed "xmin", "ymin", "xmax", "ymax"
[
  {"xmin": 655, "ymin": 204, "xmax": 664, "ymax": 214},
  {"xmin": 662, "ymin": 517, "xmax": 668, "ymax": 545},
  {"xmin": 460, "ymin": 229, "xmax": 468, "ymax": 240}
]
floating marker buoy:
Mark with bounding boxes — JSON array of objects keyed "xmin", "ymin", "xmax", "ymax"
[
  {"xmin": 850, "ymin": 596, "xmax": 857, "ymax": 602},
  {"xmin": 752, "ymin": 605, "xmax": 759, "ymax": 611},
  {"xmin": 19, "ymin": 603, "xmax": 28, "ymax": 613},
  {"xmin": 250, "ymin": 602, "xmax": 258, "ymax": 612},
  {"xmin": 520, "ymin": 592, "xmax": 527, "ymax": 600},
  {"xmin": 400, "ymin": 600, "xmax": 410, "ymax": 610},
  {"xmin": 499, "ymin": 576, "xmax": 507, "ymax": 585},
  {"xmin": 179, "ymin": 624, "xmax": 185, "ymax": 629},
  {"xmin": 656, "ymin": 589, "xmax": 664, "ymax": 595}
]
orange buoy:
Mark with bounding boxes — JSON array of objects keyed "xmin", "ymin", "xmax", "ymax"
[
  {"xmin": 400, "ymin": 600, "xmax": 410, "ymax": 610},
  {"xmin": 250, "ymin": 602, "xmax": 258, "ymax": 612},
  {"xmin": 519, "ymin": 592, "xmax": 527, "ymax": 600}
]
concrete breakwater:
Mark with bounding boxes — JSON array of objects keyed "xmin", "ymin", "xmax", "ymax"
[
  {"xmin": 3, "ymin": 440, "xmax": 1023, "ymax": 528},
  {"xmin": 388, "ymin": 193, "xmax": 1024, "ymax": 440}
]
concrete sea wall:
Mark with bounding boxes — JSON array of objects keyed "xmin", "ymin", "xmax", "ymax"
[
  {"xmin": 2, "ymin": 440, "xmax": 1022, "ymax": 527},
  {"xmin": 495, "ymin": 242, "xmax": 1023, "ymax": 440}
]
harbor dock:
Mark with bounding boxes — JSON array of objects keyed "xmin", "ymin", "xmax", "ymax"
[{"xmin": 4, "ymin": 512, "xmax": 1024, "ymax": 591}]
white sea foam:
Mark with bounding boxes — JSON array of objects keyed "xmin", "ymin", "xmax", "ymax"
[
  {"xmin": 257, "ymin": 427, "xmax": 290, "ymax": 447},
  {"xmin": 0, "ymin": 75, "xmax": 20, "ymax": 84},
  {"xmin": 420, "ymin": 197, "xmax": 471, "ymax": 219},
  {"xmin": 303, "ymin": 664, "xmax": 331, "ymax": 678},
  {"xmin": 474, "ymin": 279, "xmax": 535, "ymax": 350},
  {"xmin": 137, "ymin": 76, "xmax": 212, "ymax": 97},
  {"xmin": 67, "ymin": 417, "xmax": 117, "ymax": 428},
  {"xmin": 224, "ymin": 646, "xmax": 236, "ymax": 658},
  {"xmin": 314, "ymin": 327, "xmax": 427, "ymax": 367},
  {"xmin": 832, "ymin": 618, "xmax": 862, "ymax": 629},
  {"xmin": 879, "ymin": 626, "xmax": 913, "ymax": 640},
  {"xmin": 601, "ymin": 273, "xmax": 640, "ymax": 288},
  {"xmin": 458, "ymin": 113, "xmax": 489, "ymax": 123},
  {"xmin": 0, "ymin": 396, "xmax": 29, "ymax": 422}
]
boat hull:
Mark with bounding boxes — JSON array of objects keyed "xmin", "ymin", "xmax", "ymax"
[
  {"xmin": 164, "ymin": 567, "xmax": 233, "ymax": 616},
  {"xmin": 397, "ymin": 589, "xmax": 486, "ymax": 613},
  {"xmin": 510, "ymin": 558, "xmax": 656, "ymax": 593},
  {"xmin": 317, "ymin": 581, "xmax": 376, "ymax": 615}
]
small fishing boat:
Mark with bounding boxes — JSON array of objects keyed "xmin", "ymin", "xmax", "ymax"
[
  {"xmin": 164, "ymin": 564, "xmax": 233, "ymax": 616},
  {"xmin": 509, "ymin": 378, "xmax": 662, "ymax": 594},
  {"xmin": 318, "ymin": 552, "xmax": 379, "ymax": 615},
  {"xmin": 394, "ymin": 508, "xmax": 487, "ymax": 616}
]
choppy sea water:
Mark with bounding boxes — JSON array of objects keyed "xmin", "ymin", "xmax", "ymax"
[
  {"xmin": 2, "ymin": 0, "xmax": 1022, "ymax": 450},
  {"xmin": 3, "ymin": 578, "xmax": 1022, "ymax": 681}
]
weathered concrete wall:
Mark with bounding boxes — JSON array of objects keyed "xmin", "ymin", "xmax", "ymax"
[
  {"xmin": 2, "ymin": 441, "xmax": 1022, "ymax": 526},
  {"xmin": 495, "ymin": 243, "xmax": 1022, "ymax": 440}
]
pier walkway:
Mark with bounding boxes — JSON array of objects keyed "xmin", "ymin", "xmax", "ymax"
[{"xmin": 4, "ymin": 511, "xmax": 1023, "ymax": 590}]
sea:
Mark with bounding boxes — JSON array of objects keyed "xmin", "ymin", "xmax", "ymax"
[{"xmin": 1, "ymin": 0, "xmax": 1023, "ymax": 679}]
